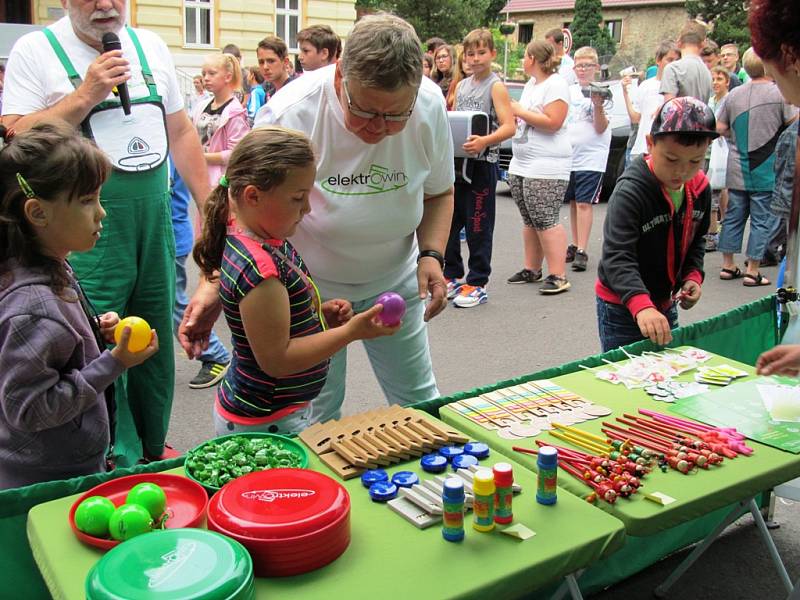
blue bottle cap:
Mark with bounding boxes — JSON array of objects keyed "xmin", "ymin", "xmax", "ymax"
[
  {"xmin": 369, "ymin": 481, "xmax": 398, "ymax": 502},
  {"xmin": 361, "ymin": 469, "xmax": 389, "ymax": 488},
  {"xmin": 442, "ymin": 477, "xmax": 465, "ymax": 501},
  {"xmin": 420, "ymin": 454, "xmax": 448, "ymax": 473},
  {"xmin": 463, "ymin": 442, "xmax": 490, "ymax": 459},
  {"xmin": 391, "ymin": 471, "xmax": 419, "ymax": 488},
  {"xmin": 537, "ymin": 446, "xmax": 559, "ymax": 468},
  {"xmin": 451, "ymin": 454, "xmax": 479, "ymax": 471},
  {"xmin": 438, "ymin": 446, "xmax": 464, "ymax": 461}
]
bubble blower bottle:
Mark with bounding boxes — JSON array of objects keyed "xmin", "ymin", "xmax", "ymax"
[
  {"xmin": 442, "ymin": 477, "xmax": 466, "ymax": 542},
  {"xmin": 472, "ymin": 469, "xmax": 495, "ymax": 532},
  {"xmin": 537, "ymin": 446, "xmax": 558, "ymax": 505},
  {"xmin": 493, "ymin": 462, "xmax": 514, "ymax": 524}
]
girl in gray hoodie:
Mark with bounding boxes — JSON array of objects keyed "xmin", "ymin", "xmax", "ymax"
[{"xmin": 0, "ymin": 122, "xmax": 159, "ymax": 489}]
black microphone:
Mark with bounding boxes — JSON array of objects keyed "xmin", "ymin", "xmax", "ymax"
[{"xmin": 101, "ymin": 32, "xmax": 131, "ymax": 116}]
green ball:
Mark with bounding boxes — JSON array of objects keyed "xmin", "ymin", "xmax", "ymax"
[
  {"xmin": 108, "ymin": 504, "xmax": 153, "ymax": 541},
  {"xmin": 126, "ymin": 482, "xmax": 167, "ymax": 519},
  {"xmin": 75, "ymin": 496, "xmax": 116, "ymax": 537}
]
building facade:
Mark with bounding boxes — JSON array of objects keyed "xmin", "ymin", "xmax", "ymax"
[
  {"xmin": 20, "ymin": 0, "xmax": 356, "ymax": 70},
  {"xmin": 500, "ymin": 0, "xmax": 687, "ymax": 74}
]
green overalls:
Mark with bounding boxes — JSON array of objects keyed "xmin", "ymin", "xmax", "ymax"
[{"xmin": 45, "ymin": 28, "xmax": 176, "ymax": 467}]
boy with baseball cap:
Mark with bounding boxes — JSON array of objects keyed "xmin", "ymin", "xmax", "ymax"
[{"xmin": 595, "ymin": 97, "xmax": 718, "ymax": 351}]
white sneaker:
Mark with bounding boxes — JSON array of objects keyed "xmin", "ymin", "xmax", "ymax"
[
  {"xmin": 446, "ymin": 278, "xmax": 462, "ymax": 300},
  {"xmin": 453, "ymin": 285, "xmax": 488, "ymax": 308}
]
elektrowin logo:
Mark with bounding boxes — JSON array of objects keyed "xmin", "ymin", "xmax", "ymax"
[
  {"xmin": 242, "ymin": 489, "xmax": 316, "ymax": 502},
  {"xmin": 321, "ymin": 163, "xmax": 408, "ymax": 196},
  {"xmin": 146, "ymin": 542, "xmax": 197, "ymax": 588}
]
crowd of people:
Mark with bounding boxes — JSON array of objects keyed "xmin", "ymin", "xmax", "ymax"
[{"xmin": 0, "ymin": 0, "xmax": 798, "ymax": 488}]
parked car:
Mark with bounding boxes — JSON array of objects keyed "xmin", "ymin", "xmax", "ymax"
[{"xmin": 497, "ymin": 79, "xmax": 631, "ymax": 202}]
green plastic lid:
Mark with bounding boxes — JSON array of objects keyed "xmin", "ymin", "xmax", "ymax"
[{"xmin": 85, "ymin": 528, "xmax": 254, "ymax": 600}]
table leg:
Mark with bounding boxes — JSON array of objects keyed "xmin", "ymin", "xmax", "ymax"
[
  {"xmin": 748, "ymin": 498, "xmax": 793, "ymax": 593},
  {"xmin": 654, "ymin": 499, "xmax": 748, "ymax": 598},
  {"xmin": 654, "ymin": 497, "xmax": 793, "ymax": 598},
  {"xmin": 549, "ymin": 570, "xmax": 585, "ymax": 600}
]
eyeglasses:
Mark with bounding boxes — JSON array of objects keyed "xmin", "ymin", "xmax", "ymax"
[
  {"xmin": 342, "ymin": 80, "xmax": 417, "ymax": 123},
  {"xmin": 574, "ymin": 63, "xmax": 597, "ymax": 70},
  {"xmin": 435, "ymin": 55, "xmax": 450, "ymax": 62}
]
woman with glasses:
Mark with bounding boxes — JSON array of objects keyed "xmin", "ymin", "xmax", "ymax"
[
  {"xmin": 180, "ymin": 14, "xmax": 455, "ymax": 432},
  {"xmin": 432, "ymin": 44, "xmax": 455, "ymax": 98}
]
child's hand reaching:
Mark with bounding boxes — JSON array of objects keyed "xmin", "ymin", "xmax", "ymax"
[
  {"xmin": 678, "ymin": 281, "xmax": 701, "ymax": 310},
  {"xmin": 344, "ymin": 304, "xmax": 400, "ymax": 341},
  {"xmin": 111, "ymin": 326, "xmax": 159, "ymax": 369},
  {"xmin": 98, "ymin": 311, "xmax": 120, "ymax": 344},
  {"xmin": 635, "ymin": 307, "xmax": 673, "ymax": 346},
  {"xmin": 322, "ymin": 299, "xmax": 353, "ymax": 328}
]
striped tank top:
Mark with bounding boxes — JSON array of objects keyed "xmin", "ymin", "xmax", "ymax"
[{"xmin": 216, "ymin": 232, "xmax": 329, "ymax": 423}]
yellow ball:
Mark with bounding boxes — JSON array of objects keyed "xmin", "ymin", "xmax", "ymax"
[{"xmin": 114, "ymin": 316, "xmax": 152, "ymax": 353}]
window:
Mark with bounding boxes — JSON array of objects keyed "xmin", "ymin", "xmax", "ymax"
[
  {"xmin": 276, "ymin": 0, "xmax": 300, "ymax": 52},
  {"xmin": 184, "ymin": 0, "xmax": 213, "ymax": 47},
  {"xmin": 518, "ymin": 23, "xmax": 533, "ymax": 45},
  {"xmin": 605, "ymin": 19, "xmax": 622, "ymax": 43}
]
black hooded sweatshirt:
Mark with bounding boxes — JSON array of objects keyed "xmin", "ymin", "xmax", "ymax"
[{"xmin": 596, "ymin": 154, "xmax": 711, "ymax": 318}]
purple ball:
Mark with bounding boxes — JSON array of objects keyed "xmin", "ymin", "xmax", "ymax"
[{"xmin": 374, "ymin": 292, "xmax": 406, "ymax": 326}]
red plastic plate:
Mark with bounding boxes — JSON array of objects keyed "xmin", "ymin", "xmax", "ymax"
[{"xmin": 68, "ymin": 473, "xmax": 208, "ymax": 550}]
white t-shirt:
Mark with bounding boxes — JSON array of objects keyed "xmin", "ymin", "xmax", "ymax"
[
  {"xmin": 630, "ymin": 77, "xmax": 664, "ymax": 157},
  {"xmin": 565, "ymin": 84, "xmax": 612, "ymax": 172},
  {"xmin": 254, "ymin": 66, "xmax": 455, "ymax": 301},
  {"xmin": 2, "ymin": 17, "xmax": 183, "ymax": 117},
  {"xmin": 559, "ymin": 54, "xmax": 577, "ymax": 85},
  {"xmin": 508, "ymin": 74, "xmax": 572, "ymax": 180}
]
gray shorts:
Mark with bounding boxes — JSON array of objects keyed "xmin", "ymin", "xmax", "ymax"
[{"xmin": 508, "ymin": 174, "xmax": 569, "ymax": 230}]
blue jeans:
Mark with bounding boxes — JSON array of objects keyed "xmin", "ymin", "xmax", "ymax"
[
  {"xmin": 717, "ymin": 189, "xmax": 780, "ymax": 262},
  {"xmin": 174, "ymin": 254, "xmax": 230, "ymax": 364},
  {"xmin": 596, "ymin": 297, "xmax": 679, "ymax": 352}
]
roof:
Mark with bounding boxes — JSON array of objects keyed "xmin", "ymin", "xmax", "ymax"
[{"xmin": 501, "ymin": 0, "xmax": 683, "ymax": 14}]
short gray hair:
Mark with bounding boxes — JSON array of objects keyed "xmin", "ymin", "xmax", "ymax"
[{"xmin": 340, "ymin": 14, "xmax": 423, "ymax": 91}]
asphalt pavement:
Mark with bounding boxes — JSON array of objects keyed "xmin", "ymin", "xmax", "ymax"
[{"xmin": 169, "ymin": 182, "xmax": 799, "ymax": 599}]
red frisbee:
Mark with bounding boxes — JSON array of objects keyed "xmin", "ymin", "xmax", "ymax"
[
  {"xmin": 207, "ymin": 468, "xmax": 350, "ymax": 576},
  {"xmin": 68, "ymin": 473, "xmax": 208, "ymax": 550}
]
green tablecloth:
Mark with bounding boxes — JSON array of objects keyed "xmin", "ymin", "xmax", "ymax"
[
  {"xmin": 28, "ymin": 422, "xmax": 625, "ymax": 600},
  {"xmin": 440, "ymin": 349, "xmax": 800, "ymax": 537}
]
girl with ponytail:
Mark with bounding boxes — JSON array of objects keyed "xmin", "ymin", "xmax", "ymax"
[
  {"xmin": 0, "ymin": 121, "xmax": 158, "ymax": 489},
  {"xmin": 194, "ymin": 127, "xmax": 398, "ymax": 435}
]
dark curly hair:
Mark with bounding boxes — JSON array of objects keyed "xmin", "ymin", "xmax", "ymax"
[
  {"xmin": 0, "ymin": 120, "xmax": 110, "ymax": 295},
  {"xmin": 750, "ymin": 0, "xmax": 800, "ymax": 66}
]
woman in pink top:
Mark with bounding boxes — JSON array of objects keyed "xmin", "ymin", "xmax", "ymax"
[{"xmin": 192, "ymin": 53, "xmax": 251, "ymax": 187}]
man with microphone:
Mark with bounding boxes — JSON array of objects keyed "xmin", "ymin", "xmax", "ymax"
[{"xmin": 1, "ymin": 0, "xmax": 210, "ymax": 467}]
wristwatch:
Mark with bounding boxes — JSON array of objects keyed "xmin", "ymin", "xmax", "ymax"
[{"xmin": 417, "ymin": 249, "xmax": 445, "ymax": 269}]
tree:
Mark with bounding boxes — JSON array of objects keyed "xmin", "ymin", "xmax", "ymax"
[
  {"xmin": 685, "ymin": 0, "xmax": 750, "ymax": 48},
  {"xmin": 569, "ymin": 0, "xmax": 616, "ymax": 59},
  {"xmin": 356, "ymin": 0, "xmax": 492, "ymax": 43}
]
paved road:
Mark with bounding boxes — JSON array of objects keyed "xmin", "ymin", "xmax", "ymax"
[{"xmin": 169, "ymin": 183, "xmax": 798, "ymax": 598}]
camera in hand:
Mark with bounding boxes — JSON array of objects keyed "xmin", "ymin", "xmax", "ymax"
[{"xmin": 582, "ymin": 83, "xmax": 613, "ymax": 102}]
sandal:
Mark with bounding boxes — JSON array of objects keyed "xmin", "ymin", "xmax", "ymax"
[
  {"xmin": 719, "ymin": 267, "xmax": 742, "ymax": 280},
  {"xmin": 743, "ymin": 272, "xmax": 771, "ymax": 287}
]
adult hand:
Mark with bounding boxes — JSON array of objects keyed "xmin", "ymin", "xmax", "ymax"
[
  {"xmin": 510, "ymin": 99, "xmax": 522, "ymax": 116},
  {"xmin": 621, "ymin": 75, "xmax": 632, "ymax": 94},
  {"xmin": 462, "ymin": 134, "xmax": 487, "ymax": 156},
  {"xmin": 111, "ymin": 327, "xmax": 159, "ymax": 369},
  {"xmin": 679, "ymin": 280, "xmax": 702, "ymax": 310},
  {"xmin": 756, "ymin": 345, "xmax": 800, "ymax": 376},
  {"xmin": 78, "ymin": 50, "xmax": 131, "ymax": 108},
  {"xmin": 417, "ymin": 256, "xmax": 447, "ymax": 322},
  {"xmin": 635, "ymin": 307, "xmax": 673, "ymax": 346},
  {"xmin": 322, "ymin": 299, "xmax": 354, "ymax": 328},
  {"xmin": 98, "ymin": 311, "xmax": 120, "ymax": 344},
  {"xmin": 179, "ymin": 278, "xmax": 222, "ymax": 358}
]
